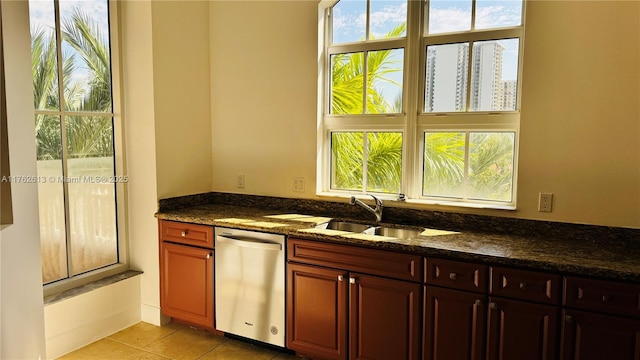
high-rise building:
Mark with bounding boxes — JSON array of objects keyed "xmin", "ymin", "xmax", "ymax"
[{"xmin": 425, "ymin": 41, "xmax": 516, "ymax": 112}]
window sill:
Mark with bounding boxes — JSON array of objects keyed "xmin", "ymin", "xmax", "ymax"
[
  {"xmin": 316, "ymin": 191, "xmax": 516, "ymax": 211},
  {"xmin": 43, "ymin": 269, "xmax": 142, "ymax": 306}
]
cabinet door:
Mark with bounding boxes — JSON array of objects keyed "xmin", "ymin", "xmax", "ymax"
[
  {"xmin": 560, "ymin": 309, "xmax": 640, "ymax": 360},
  {"xmin": 486, "ymin": 297, "xmax": 559, "ymax": 360},
  {"xmin": 350, "ymin": 273, "xmax": 421, "ymax": 360},
  {"xmin": 287, "ymin": 263, "xmax": 348, "ymax": 360},
  {"xmin": 160, "ymin": 242, "xmax": 214, "ymax": 330},
  {"xmin": 424, "ymin": 286, "xmax": 486, "ymax": 360}
]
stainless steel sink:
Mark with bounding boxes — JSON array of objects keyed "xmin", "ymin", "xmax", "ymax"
[
  {"xmin": 315, "ymin": 220, "xmax": 374, "ymax": 234},
  {"xmin": 372, "ymin": 226, "xmax": 424, "ymax": 240}
]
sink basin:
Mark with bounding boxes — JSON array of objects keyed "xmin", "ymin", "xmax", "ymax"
[
  {"xmin": 315, "ymin": 220, "xmax": 374, "ymax": 234},
  {"xmin": 372, "ymin": 226, "xmax": 424, "ymax": 240}
]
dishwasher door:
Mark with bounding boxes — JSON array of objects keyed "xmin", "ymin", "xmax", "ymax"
[{"xmin": 214, "ymin": 227, "xmax": 285, "ymax": 347}]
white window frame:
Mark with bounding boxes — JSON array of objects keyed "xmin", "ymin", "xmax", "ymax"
[
  {"xmin": 317, "ymin": 0, "xmax": 525, "ymax": 210},
  {"xmin": 39, "ymin": 0, "xmax": 128, "ymax": 297}
]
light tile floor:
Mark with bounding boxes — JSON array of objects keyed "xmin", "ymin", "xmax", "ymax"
[{"xmin": 57, "ymin": 322, "xmax": 303, "ymax": 360}]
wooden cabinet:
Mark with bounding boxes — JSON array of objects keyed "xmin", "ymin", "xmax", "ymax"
[
  {"xmin": 287, "ymin": 263, "xmax": 348, "ymax": 360},
  {"xmin": 424, "ymin": 286, "xmax": 486, "ymax": 360},
  {"xmin": 560, "ymin": 277, "xmax": 640, "ymax": 360},
  {"xmin": 486, "ymin": 297, "xmax": 558, "ymax": 360},
  {"xmin": 486, "ymin": 267, "xmax": 561, "ymax": 360},
  {"xmin": 287, "ymin": 238, "xmax": 422, "ymax": 360},
  {"xmin": 159, "ymin": 220, "xmax": 215, "ymax": 331},
  {"xmin": 424, "ymin": 260, "xmax": 561, "ymax": 360},
  {"xmin": 423, "ymin": 258, "xmax": 488, "ymax": 360}
]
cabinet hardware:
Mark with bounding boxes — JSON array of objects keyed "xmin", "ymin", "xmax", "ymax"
[
  {"xmin": 338, "ymin": 275, "xmax": 344, "ymax": 282},
  {"xmin": 181, "ymin": 231, "xmax": 187, "ymax": 237},
  {"xmin": 602, "ymin": 295, "xmax": 611, "ymax": 303},
  {"xmin": 349, "ymin": 277, "xmax": 356, "ymax": 284},
  {"xmin": 489, "ymin": 302, "xmax": 497, "ymax": 309},
  {"xmin": 475, "ymin": 299, "xmax": 482, "ymax": 306},
  {"xmin": 449, "ymin": 272, "xmax": 457, "ymax": 280},
  {"xmin": 565, "ymin": 315, "xmax": 574, "ymax": 323},
  {"xmin": 206, "ymin": 253, "xmax": 211, "ymax": 259},
  {"xmin": 519, "ymin": 282, "xmax": 528, "ymax": 290}
]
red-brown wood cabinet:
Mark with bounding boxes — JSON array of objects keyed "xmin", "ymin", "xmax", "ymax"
[
  {"xmin": 287, "ymin": 238, "xmax": 422, "ymax": 360},
  {"xmin": 159, "ymin": 220, "xmax": 215, "ymax": 331},
  {"xmin": 560, "ymin": 276, "xmax": 640, "ymax": 360}
]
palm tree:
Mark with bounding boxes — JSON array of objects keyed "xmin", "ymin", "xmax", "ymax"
[
  {"xmin": 31, "ymin": 8, "xmax": 113, "ymax": 160},
  {"xmin": 331, "ymin": 23, "xmax": 406, "ymax": 115},
  {"xmin": 331, "ymin": 24, "xmax": 406, "ymax": 193}
]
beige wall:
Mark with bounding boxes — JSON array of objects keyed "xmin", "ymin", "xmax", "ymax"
[
  {"xmin": 0, "ymin": 1, "xmax": 47, "ymax": 358},
  {"xmin": 209, "ymin": 0, "xmax": 640, "ymax": 229},
  {"xmin": 153, "ymin": 1, "xmax": 212, "ymax": 199},
  {"xmin": 210, "ymin": 0, "xmax": 317, "ymax": 196}
]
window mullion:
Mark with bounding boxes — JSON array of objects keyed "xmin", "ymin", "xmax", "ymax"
[
  {"xmin": 53, "ymin": 0, "xmax": 75, "ymax": 278},
  {"xmin": 404, "ymin": 0, "xmax": 423, "ymax": 199}
]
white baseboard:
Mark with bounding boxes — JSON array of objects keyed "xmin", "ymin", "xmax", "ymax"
[
  {"xmin": 140, "ymin": 303, "xmax": 170, "ymax": 326},
  {"xmin": 44, "ymin": 276, "xmax": 141, "ymax": 359}
]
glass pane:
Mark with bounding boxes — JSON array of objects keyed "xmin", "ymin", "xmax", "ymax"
[
  {"xmin": 475, "ymin": 0, "xmax": 523, "ymax": 30},
  {"xmin": 332, "ymin": 0, "xmax": 366, "ymax": 44},
  {"xmin": 367, "ymin": 49, "xmax": 404, "ymax": 114},
  {"xmin": 367, "ymin": 132, "xmax": 402, "ymax": 193},
  {"xmin": 468, "ymin": 132, "xmax": 514, "ymax": 202},
  {"xmin": 470, "ymin": 39, "xmax": 519, "ymax": 111},
  {"xmin": 331, "ymin": 132, "xmax": 364, "ymax": 190},
  {"xmin": 59, "ymin": 0, "xmax": 112, "ymax": 112},
  {"xmin": 331, "ymin": 52, "xmax": 365, "ymax": 114},
  {"xmin": 65, "ymin": 115, "xmax": 117, "ymax": 275},
  {"xmin": 428, "ymin": 0, "xmax": 472, "ymax": 34},
  {"xmin": 35, "ymin": 114, "xmax": 68, "ymax": 283},
  {"xmin": 424, "ymin": 43, "xmax": 469, "ymax": 112},
  {"xmin": 29, "ymin": 0, "xmax": 60, "ymax": 111},
  {"xmin": 370, "ymin": 0, "xmax": 407, "ymax": 39},
  {"xmin": 423, "ymin": 132, "xmax": 465, "ymax": 198}
]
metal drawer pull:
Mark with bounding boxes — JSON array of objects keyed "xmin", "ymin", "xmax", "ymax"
[
  {"xmin": 449, "ymin": 272, "xmax": 457, "ymax": 280},
  {"xmin": 181, "ymin": 231, "xmax": 187, "ymax": 237},
  {"xmin": 602, "ymin": 295, "xmax": 612, "ymax": 303},
  {"xmin": 349, "ymin": 277, "xmax": 356, "ymax": 284},
  {"xmin": 475, "ymin": 299, "xmax": 482, "ymax": 306},
  {"xmin": 519, "ymin": 282, "xmax": 528, "ymax": 290},
  {"xmin": 565, "ymin": 315, "xmax": 574, "ymax": 323},
  {"xmin": 489, "ymin": 302, "xmax": 497, "ymax": 309},
  {"xmin": 338, "ymin": 275, "xmax": 344, "ymax": 282},
  {"xmin": 206, "ymin": 253, "xmax": 211, "ymax": 259}
]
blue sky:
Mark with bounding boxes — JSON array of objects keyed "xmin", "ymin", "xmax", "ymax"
[
  {"xmin": 332, "ymin": 0, "xmax": 522, "ymax": 81},
  {"xmin": 29, "ymin": 0, "xmax": 110, "ymax": 95}
]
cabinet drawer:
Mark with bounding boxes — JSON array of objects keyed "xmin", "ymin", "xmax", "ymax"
[
  {"xmin": 425, "ymin": 258, "xmax": 488, "ymax": 293},
  {"xmin": 564, "ymin": 276, "xmax": 640, "ymax": 318},
  {"xmin": 287, "ymin": 238, "xmax": 423, "ymax": 283},
  {"xmin": 159, "ymin": 220, "xmax": 214, "ymax": 248},
  {"xmin": 490, "ymin": 266, "xmax": 561, "ymax": 304}
]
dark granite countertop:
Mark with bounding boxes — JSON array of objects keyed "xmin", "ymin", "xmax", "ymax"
[{"xmin": 155, "ymin": 192, "xmax": 640, "ymax": 284}]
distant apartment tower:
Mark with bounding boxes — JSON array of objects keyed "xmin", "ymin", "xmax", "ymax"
[
  {"xmin": 470, "ymin": 41, "xmax": 504, "ymax": 111},
  {"xmin": 425, "ymin": 41, "xmax": 516, "ymax": 112},
  {"xmin": 502, "ymin": 80, "xmax": 517, "ymax": 110},
  {"xmin": 425, "ymin": 43, "xmax": 469, "ymax": 112}
]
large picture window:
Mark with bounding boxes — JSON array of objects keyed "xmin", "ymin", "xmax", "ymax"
[
  {"xmin": 319, "ymin": 0, "xmax": 524, "ymax": 208},
  {"xmin": 29, "ymin": 0, "xmax": 125, "ymax": 287}
]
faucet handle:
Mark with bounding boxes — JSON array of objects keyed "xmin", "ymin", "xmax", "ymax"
[{"xmin": 369, "ymin": 194, "xmax": 383, "ymax": 208}]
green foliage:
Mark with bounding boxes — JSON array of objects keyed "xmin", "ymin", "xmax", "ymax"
[{"xmin": 32, "ymin": 8, "xmax": 113, "ymax": 161}]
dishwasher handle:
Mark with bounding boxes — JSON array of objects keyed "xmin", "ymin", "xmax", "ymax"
[{"xmin": 216, "ymin": 235, "xmax": 282, "ymax": 251}]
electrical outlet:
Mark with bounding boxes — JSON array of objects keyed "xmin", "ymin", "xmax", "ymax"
[
  {"xmin": 292, "ymin": 177, "xmax": 305, "ymax": 192},
  {"xmin": 236, "ymin": 174, "xmax": 245, "ymax": 189},
  {"xmin": 538, "ymin": 193, "xmax": 553, "ymax": 212}
]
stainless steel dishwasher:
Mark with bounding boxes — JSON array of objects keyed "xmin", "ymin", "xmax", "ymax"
[{"xmin": 214, "ymin": 227, "xmax": 285, "ymax": 347}]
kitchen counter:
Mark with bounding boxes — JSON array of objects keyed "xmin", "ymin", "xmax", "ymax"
[{"xmin": 155, "ymin": 192, "xmax": 640, "ymax": 283}]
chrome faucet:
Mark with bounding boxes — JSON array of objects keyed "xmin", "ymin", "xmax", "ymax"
[{"xmin": 350, "ymin": 194, "xmax": 384, "ymax": 222}]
